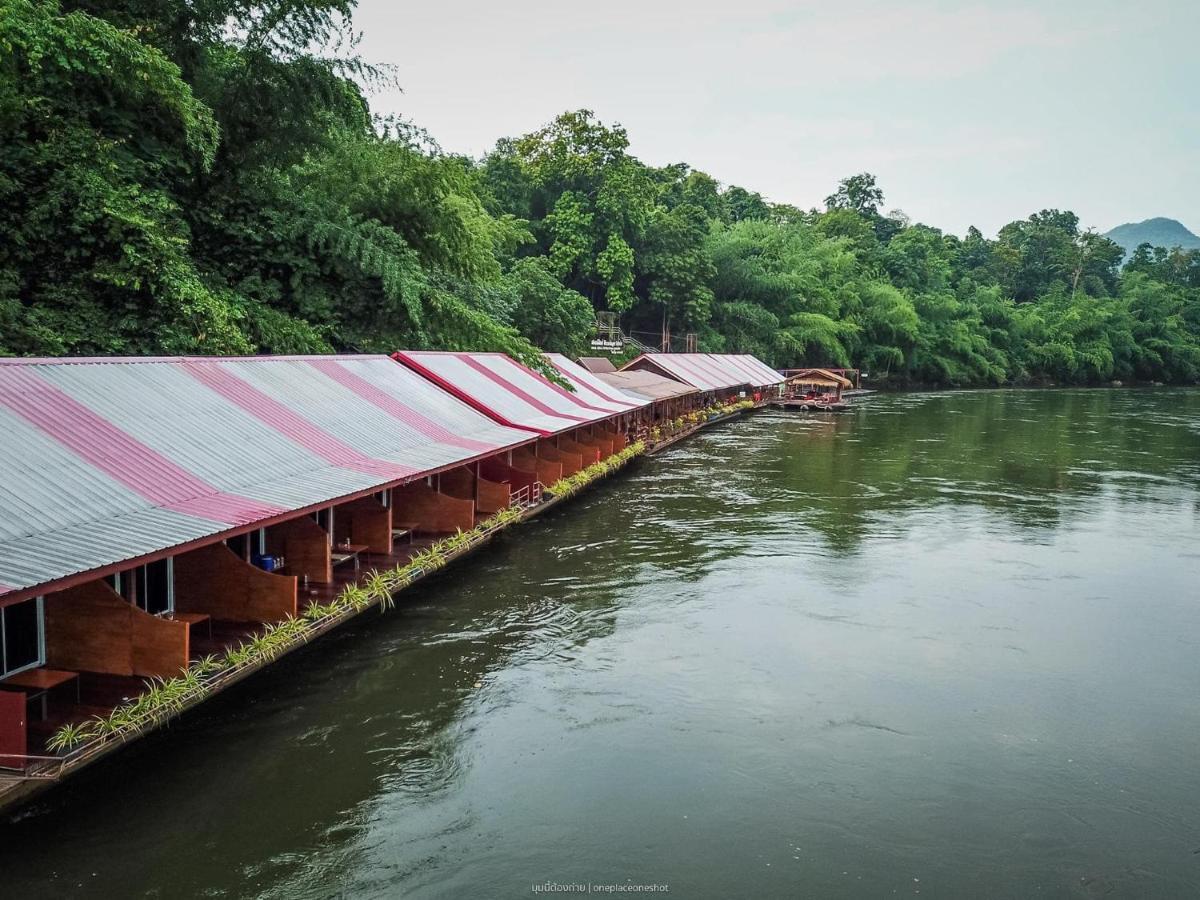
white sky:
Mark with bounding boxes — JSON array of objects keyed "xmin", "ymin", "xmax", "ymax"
[{"xmin": 354, "ymin": 0, "xmax": 1198, "ymax": 237}]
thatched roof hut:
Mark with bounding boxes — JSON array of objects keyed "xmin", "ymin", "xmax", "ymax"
[{"xmin": 787, "ymin": 368, "xmax": 852, "ymax": 389}]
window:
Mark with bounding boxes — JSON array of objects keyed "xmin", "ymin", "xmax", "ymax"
[
  {"xmin": 113, "ymin": 560, "xmax": 173, "ymax": 614},
  {"xmin": 1, "ymin": 597, "xmax": 44, "ymax": 678},
  {"xmin": 311, "ymin": 507, "xmax": 334, "ymax": 544},
  {"xmin": 110, "ymin": 570, "xmax": 136, "ymax": 604},
  {"xmin": 227, "ymin": 529, "xmax": 267, "ymax": 560},
  {"xmin": 225, "ymin": 532, "xmax": 250, "ymax": 561},
  {"xmin": 134, "ymin": 558, "xmax": 174, "ymax": 615}
]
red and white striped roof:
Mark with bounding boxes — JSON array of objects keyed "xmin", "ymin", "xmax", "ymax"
[
  {"xmin": 0, "ymin": 355, "xmax": 534, "ymax": 601},
  {"xmin": 730, "ymin": 354, "xmax": 787, "ymax": 386},
  {"xmin": 394, "ymin": 351, "xmax": 636, "ymax": 436},
  {"xmin": 543, "ymin": 354, "xmax": 650, "ymax": 413},
  {"xmin": 621, "ymin": 353, "xmax": 782, "ymax": 391}
]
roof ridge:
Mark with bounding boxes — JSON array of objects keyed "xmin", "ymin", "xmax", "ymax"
[{"xmin": 0, "ymin": 354, "xmax": 397, "ymax": 366}]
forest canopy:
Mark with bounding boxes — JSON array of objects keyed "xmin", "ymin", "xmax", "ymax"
[{"xmin": 2, "ymin": 0, "xmax": 1199, "ymax": 385}]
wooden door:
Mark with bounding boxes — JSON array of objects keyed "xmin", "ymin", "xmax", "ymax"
[{"xmin": 0, "ymin": 690, "xmax": 28, "ymax": 769}]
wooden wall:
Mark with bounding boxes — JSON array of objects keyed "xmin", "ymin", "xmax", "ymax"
[
  {"xmin": 394, "ymin": 481, "xmax": 475, "ymax": 533},
  {"xmin": 481, "ymin": 458, "xmax": 536, "ymax": 494},
  {"xmin": 515, "ymin": 448, "xmax": 561, "ymax": 485},
  {"xmin": 539, "ymin": 443, "xmax": 581, "ymax": 477},
  {"xmin": 475, "ymin": 475, "xmax": 510, "ymax": 513},
  {"xmin": 537, "ymin": 456, "xmax": 565, "ymax": 484},
  {"xmin": 480, "ymin": 457, "xmax": 510, "ymax": 483},
  {"xmin": 43, "ymin": 581, "xmax": 189, "ymax": 678},
  {"xmin": 559, "ymin": 437, "xmax": 600, "ymax": 466},
  {"xmin": 590, "ymin": 431, "xmax": 615, "ymax": 458},
  {"xmin": 440, "ymin": 467, "xmax": 511, "ymax": 514},
  {"xmin": 334, "ymin": 496, "xmax": 393, "ymax": 553},
  {"xmin": 266, "ymin": 515, "xmax": 332, "ymax": 584},
  {"xmin": 439, "ymin": 466, "xmax": 474, "ymax": 498},
  {"xmin": 131, "ymin": 611, "xmax": 191, "ymax": 675},
  {"xmin": 174, "ymin": 543, "xmax": 298, "ymax": 623}
]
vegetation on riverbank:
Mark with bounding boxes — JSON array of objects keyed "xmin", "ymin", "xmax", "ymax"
[{"xmin": 3, "ymin": 1, "xmax": 1199, "ymax": 385}]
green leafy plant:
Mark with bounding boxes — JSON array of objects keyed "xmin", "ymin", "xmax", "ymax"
[
  {"xmin": 46, "ymin": 721, "xmax": 97, "ymax": 754},
  {"xmin": 302, "ymin": 600, "xmax": 342, "ymax": 622},
  {"xmin": 191, "ymin": 654, "xmax": 223, "ymax": 678}
]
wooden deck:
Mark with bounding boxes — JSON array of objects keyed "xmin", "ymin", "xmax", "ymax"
[
  {"xmin": 644, "ymin": 408, "xmax": 749, "ymax": 455},
  {"xmin": 291, "ymin": 535, "xmax": 442, "ymax": 613},
  {"xmin": 769, "ymin": 399, "xmax": 851, "ymax": 412}
]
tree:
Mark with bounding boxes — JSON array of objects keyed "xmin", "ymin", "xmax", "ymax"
[
  {"xmin": 825, "ymin": 172, "xmax": 884, "ymax": 216},
  {"xmin": 1068, "ymin": 229, "xmax": 1123, "ymax": 298},
  {"xmin": 994, "ymin": 210, "xmax": 1121, "ymax": 302},
  {"xmin": 0, "ymin": 0, "xmax": 241, "ymax": 355},
  {"xmin": 723, "ymin": 185, "xmax": 771, "ymax": 222},
  {"xmin": 639, "ymin": 203, "xmax": 715, "ymax": 341},
  {"xmin": 505, "ymin": 258, "xmax": 594, "ymax": 355},
  {"xmin": 493, "ymin": 110, "xmax": 655, "ymax": 310}
]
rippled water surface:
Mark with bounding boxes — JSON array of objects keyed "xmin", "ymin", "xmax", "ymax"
[{"xmin": 4, "ymin": 389, "xmax": 1200, "ymax": 898}]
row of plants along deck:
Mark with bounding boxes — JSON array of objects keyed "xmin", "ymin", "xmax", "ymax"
[{"xmin": 648, "ymin": 399, "xmax": 756, "ymax": 444}]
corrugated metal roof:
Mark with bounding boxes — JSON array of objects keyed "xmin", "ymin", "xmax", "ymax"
[
  {"xmin": 595, "ymin": 370, "xmax": 700, "ymax": 401},
  {"xmin": 731, "ymin": 354, "xmax": 786, "ymax": 386},
  {"xmin": 618, "ymin": 354, "xmax": 736, "ymax": 391},
  {"xmin": 0, "ymin": 355, "xmax": 535, "ymax": 599},
  {"xmin": 543, "ymin": 354, "xmax": 650, "ymax": 413},
  {"xmin": 394, "ymin": 351, "xmax": 634, "ymax": 435},
  {"xmin": 620, "ymin": 353, "xmax": 782, "ymax": 390},
  {"xmin": 577, "ymin": 356, "xmax": 618, "ymax": 373}
]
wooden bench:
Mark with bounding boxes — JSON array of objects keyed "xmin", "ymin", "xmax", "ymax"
[
  {"xmin": 331, "ymin": 543, "xmax": 368, "ymax": 571},
  {"xmin": 392, "ymin": 521, "xmax": 419, "ymax": 544},
  {"xmin": 166, "ymin": 611, "xmax": 212, "ymax": 640},
  {"xmin": 0, "ymin": 668, "xmax": 81, "ymax": 720}
]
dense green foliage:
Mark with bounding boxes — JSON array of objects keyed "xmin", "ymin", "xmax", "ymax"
[
  {"xmin": 0, "ymin": 0, "xmax": 550, "ymax": 365},
  {"xmin": 3, "ymin": 1, "xmax": 1199, "ymax": 385}
]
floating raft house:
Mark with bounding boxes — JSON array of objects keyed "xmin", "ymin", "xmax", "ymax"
[{"xmin": 0, "ymin": 349, "xmax": 780, "ymax": 811}]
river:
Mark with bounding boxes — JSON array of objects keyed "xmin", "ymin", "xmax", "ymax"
[{"xmin": 3, "ymin": 389, "xmax": 1199, "ymax": 898}]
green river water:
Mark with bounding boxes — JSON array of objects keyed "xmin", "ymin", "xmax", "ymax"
[{"xmin": 2, "ymin": 389, "xmax": 1199, "ymax": 898}]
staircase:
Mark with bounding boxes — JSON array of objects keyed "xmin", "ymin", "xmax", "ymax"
[
  {"xmin": 621, "ymin": 331, "xmax": 658, "ymax": 354},
  {"xmin": 592, "ymin": 313, "xmax": 658, "ymax": 355}
]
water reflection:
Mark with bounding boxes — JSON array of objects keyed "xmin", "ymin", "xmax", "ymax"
[{"xmin": 750, "ymin": 390, "xmax": 1199, "ymax": 549}]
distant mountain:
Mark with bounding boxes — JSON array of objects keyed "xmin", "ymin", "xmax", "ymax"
[{"xmin": 1104, "ymin": 217, "xmax": 1200, "ymax": 257}]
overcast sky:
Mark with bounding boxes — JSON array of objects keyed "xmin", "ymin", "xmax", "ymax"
[{"xmin": 354, "ymin": 0, "xmax": 1197, "ymax": 237}]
